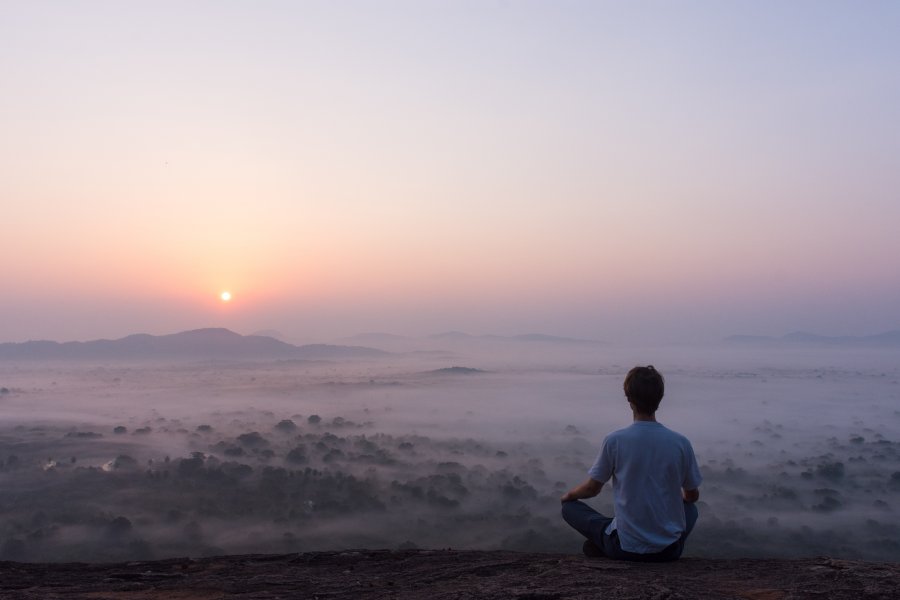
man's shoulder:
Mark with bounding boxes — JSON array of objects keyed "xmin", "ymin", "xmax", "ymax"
[
  {"xmin": 603, "ymin": 425, "xmax": 636, "ymax": 443},
  {"xmin": 658, "ymin": 423, "xmax": 690, "ymax": 438},
  {"xmin": 612, "ymin": 422, "xmax": 693, "ymax": 445},
  {"xmin": 657, "ymin": 424, "xmax": 696, "ymax": 446}
]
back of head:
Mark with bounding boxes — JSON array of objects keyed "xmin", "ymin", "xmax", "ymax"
[{"xmin": 624, "ymin": 365, "xmax": 665, "ymax": 414}]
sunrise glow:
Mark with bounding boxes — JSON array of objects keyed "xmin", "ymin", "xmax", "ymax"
[{"xmin": 2, "ymin": 2, "xmax": 899, "ymax": 343}]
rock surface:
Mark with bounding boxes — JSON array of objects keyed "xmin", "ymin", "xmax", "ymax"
[{"xmin": 1, "ymin": 550, "xmax": 899, "ymax": 599}]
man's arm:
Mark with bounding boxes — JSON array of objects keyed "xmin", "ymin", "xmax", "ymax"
[
  {"xmin": 560, "ymin": 478, "xmax": 603, "ymax": 503},
  {"xmin": 682, "ymin": 488, "xmax": 700, "ymax": 503}
]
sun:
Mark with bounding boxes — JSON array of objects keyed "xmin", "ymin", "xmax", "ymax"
[{"xmin": 220, "ymin": 291, "xmax": 232, "ymax": 302}]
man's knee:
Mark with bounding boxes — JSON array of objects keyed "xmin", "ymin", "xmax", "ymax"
[{"xmin": 560, "ymin": 499, "xmax": 583, "ymax": 523}]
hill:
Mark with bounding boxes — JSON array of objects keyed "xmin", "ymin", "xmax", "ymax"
[
  {"xmin": 1, "ymin": 550, "xmax": 897, "ymax": 599},
  {"xmin": 0, "ymin": 328, "xmax": 387, "ymax": 361},
  {"xmin": 426, "ymin": 366, "xmax": 488, "ymax": 375}
]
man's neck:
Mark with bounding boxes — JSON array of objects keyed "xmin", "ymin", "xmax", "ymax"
[{"xmin": 633, "ymin": 411, "xmax": 657, "ymax": 422}]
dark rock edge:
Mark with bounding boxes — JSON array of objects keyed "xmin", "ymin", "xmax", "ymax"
[{"xmin": 1, "ymin": 549, "xmax": 899, "ymax": 599}]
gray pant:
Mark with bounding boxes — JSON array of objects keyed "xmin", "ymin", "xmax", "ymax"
[{"xmin": 561, "ymin": 500, "xmax": 698, "ymax": 562}]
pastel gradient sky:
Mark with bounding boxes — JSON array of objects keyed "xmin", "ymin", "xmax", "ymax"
[{"xmin": 3, "ymin": 1, "xmax": 899, "ymax": 343}]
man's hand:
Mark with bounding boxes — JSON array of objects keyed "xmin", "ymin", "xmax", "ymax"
[
  {"xmin": 560, "ymin": 490, "xmax": 577, "ymax": 503},
  {"xmin": 682, "ymin": 488, "xmax": 700, "ymax": 503},
  {"xmin": 560, "ymin": 478, "xmax": 603, "ymax": 503}
]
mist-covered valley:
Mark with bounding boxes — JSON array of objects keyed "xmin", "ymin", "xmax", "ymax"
[{"xmin": 1, "ymin": 336, "xmax": 899, "ymax": 562}]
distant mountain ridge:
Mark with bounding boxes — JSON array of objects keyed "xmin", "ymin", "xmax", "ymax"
[
  {"xmin": 725, "ymin": 330, "xmax": 900, "ymax": 346},
  {"xmin": 0, "ymin": 328, "xmax": 387, "ymax": 360},
  {"xmin": 428, "ymin": 331, "xmax": 601, "ymax": 344},
  {"xmin": 337, "ymin": 331, "xmax": 603, "ymax": 347},
  {"xmin": 338, "ymin": 332, "xmax": 411, "ymax": 343}
]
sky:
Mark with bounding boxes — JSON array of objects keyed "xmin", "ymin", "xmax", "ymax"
[{"xmin": 2, "ymin": 1, "xmax": 899, "ymax": 344}]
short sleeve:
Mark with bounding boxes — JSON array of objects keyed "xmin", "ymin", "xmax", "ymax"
[{"xmin": 587, "ymin": 436, "xmax": 614, "ymax": 483}]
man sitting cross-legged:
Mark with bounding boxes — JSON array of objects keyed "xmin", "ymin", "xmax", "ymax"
[{"xmin": 561, "ymin": 365, "xmax": 701, "ymax": 561}]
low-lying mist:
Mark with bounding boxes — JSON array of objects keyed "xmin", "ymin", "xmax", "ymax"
[{"xmin": 1, "ymin": 341, "xmax": 899, "ymax": 562}]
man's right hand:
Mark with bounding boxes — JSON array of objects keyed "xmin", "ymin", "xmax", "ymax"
[{"xmin": 560, "ymin": 478, "xmax": 603, "ymax": 503}]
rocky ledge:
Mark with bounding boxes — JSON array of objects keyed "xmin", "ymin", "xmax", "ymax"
[{"xmin": 1, "ymin": 550, "xmax": 899, "ymax": 599}]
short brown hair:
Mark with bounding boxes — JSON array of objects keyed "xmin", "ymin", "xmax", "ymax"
[{"xmin": 623, "ymin": 365, "xmax": 665, "ymax": 414}]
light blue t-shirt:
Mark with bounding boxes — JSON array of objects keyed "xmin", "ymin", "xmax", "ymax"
[{"xmin": 588, "ymin": 421, "xmax": 702, "ymax": 554}]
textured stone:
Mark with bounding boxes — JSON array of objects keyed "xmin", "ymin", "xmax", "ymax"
[{"xmin": 1, "ymin": 550, "xmax": 898, "ymax": 599}]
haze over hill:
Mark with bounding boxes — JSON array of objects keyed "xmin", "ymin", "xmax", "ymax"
[
  {"xmin": 0, "ymin": 328, "xmax": 386, "ymax": 361},
  {"xmin": 726, "ymin": 330, "xmax": 900, "ymax": 346},
  {"xmin": 333, "ymin": 331, "xmax": 604, "ymax": 355},
  {"xmin": 435, "ymin": 332, "xmax": 601, "ymax": 344},
  {"xmin": 339, "ymin": 331, "xmax": 601, "ymax": 344}
]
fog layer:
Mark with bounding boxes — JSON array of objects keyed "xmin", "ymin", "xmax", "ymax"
[{"xmin": 1, "ymin": 341, "xmax": 898, "ymax": 562}]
